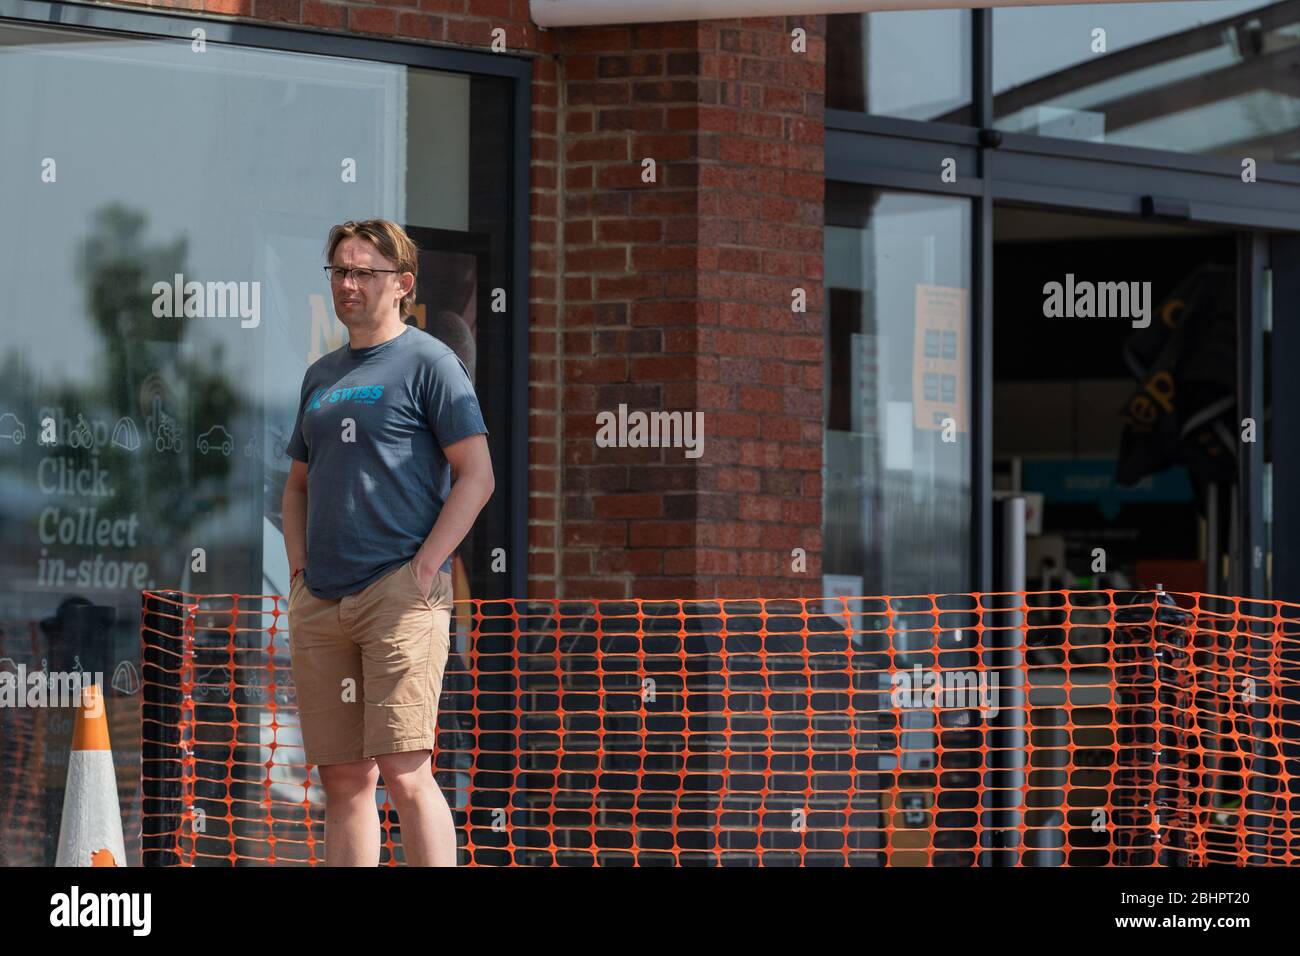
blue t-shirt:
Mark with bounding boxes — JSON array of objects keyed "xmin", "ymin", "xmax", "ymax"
[{"xmin": 286, "ymin": 325, "xmax": 488, "ymax": 599}]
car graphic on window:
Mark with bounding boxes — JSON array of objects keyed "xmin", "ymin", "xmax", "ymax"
[
  {"xmin": 197, "ymin": 425, "xmax": 234, "ymax": 456},
  {"xmin": 0, "ymin": 413, "xmax": 26, "ymax": 445}
]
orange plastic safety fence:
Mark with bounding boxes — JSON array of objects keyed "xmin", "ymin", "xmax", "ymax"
[{"xmin": 138, "ymin": 588, "xmax": 1300, "ymax": 866}]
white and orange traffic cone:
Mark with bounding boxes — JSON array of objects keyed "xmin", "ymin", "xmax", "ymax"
[{"xmin": 55, "ymin": 682, "xmax": 126, "ymax": 867}]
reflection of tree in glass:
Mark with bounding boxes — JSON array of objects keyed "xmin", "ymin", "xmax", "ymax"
[
  {"xmin": 77, "ymin": 205, "xmax": 186, "ymax": 384},
  {"xmin": 72, "ymin": 203, "xmax": 241, "ymax": 588}
]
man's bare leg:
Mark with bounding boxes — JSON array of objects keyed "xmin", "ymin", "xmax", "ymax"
[
  {"xmin": 376, "ymin": 749, "xmax": 456, "ymax": 866},
  {"xmin": 319, "ymin": 758, "xmax": 381, "ymax": 866}
]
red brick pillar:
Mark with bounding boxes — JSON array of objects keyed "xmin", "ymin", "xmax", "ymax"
[{"xmin": 530, "ymin": 16, "xmax": 826, "ymax": 600}]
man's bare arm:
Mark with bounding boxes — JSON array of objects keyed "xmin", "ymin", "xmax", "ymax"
[
  {"xmin": 412, "ymin": 433, "xmax": 494, "ymax": 589},
  {"xmin": 282, "ymin": 458, "xmax": 309, "ymax": 574}
]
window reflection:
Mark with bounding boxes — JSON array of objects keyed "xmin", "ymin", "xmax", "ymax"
[
  {"xmin": 827, "ymin": 10, "xmax": 973, "ymax": 123},
  {"xmin": 824, "ymin": 186, "xmax": 972, "ymax": 598},
  {"xmin": 994, "ymin": 0, "xmax": 1300, "ymax": 160}
]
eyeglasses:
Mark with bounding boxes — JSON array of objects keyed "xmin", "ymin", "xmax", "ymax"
[{"xmin": 324, "ymin": 266, "xmax": 401, "ymax": 283}]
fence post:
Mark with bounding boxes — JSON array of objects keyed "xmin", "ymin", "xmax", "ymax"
[
  {"xmin": 987, "ymin": 496, "xmax": 1027, "ymax": 864},
  {"xmin": 141, "ymin": 590, "xmax": 185, "ymax": 866}
]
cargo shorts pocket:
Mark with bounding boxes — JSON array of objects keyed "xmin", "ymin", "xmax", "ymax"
[
  {"xmin": 405, "ymin": 561, "xmax": 454, "ymax": 612},
  {"xmin": 430, "ymin": 567, "xmax": 453, "ymax": 611}
]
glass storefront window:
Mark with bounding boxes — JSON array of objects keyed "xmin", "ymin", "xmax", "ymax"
[
  {"xmin": 994, "ymin": 0, "xmax": 1300, "ymax": 161},
  {"xmin": 823, "ymin": 186, "xmax": 972, "ymax": 598},
  {"xmin": 827, "ymin": 10, "xmax": 973, "ymax": 123},
  {"xmin": 0, "ymin": 21, "xmax": 516, "ymax": 864}
]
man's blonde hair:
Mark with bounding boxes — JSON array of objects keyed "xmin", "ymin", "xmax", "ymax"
[{"xmin": 324, "ymin": 219, "xmax": 420, "ymax": 318}]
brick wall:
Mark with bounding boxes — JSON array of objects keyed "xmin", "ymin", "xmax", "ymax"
[
  {"xmin": 546, "ymin": 17, "xmax": 826, "ymax": 599},
  {"xmin": 82, "ymin": 0, "xmax": 826, "ymax": 600}
]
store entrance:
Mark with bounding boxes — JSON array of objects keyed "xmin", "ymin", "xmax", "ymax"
[{"xmin": 992, "ymin": 206, "xmax": 1241, "ymax": 596}]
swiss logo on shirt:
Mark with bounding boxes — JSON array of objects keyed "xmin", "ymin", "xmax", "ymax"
[{"xmin": 306, "ymin": 384, "xmax": 386, "ymax": 411}]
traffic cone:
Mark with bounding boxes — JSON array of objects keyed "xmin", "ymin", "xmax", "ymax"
[{"xmin": 55, "ymin": 682, "xmax": 126, "ymax": 867}]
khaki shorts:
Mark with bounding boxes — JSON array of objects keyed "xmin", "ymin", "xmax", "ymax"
[{"xmin": 287, "ymin": 560, "xmax": 453, "ymax": 766}]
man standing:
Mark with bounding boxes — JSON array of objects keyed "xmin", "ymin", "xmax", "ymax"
[{"xmin": 282, "ymin": 219, "xmax": 493, "ymax": 866}]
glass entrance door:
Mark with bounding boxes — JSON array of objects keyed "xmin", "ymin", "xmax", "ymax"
[{"xmin": 823, "ymin": 185, "xmax": 973, "ymax": 598}]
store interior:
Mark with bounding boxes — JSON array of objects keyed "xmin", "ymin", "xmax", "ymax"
[{"xmin": 992, "ymin": 206, "xmax": 1241, "ymax": 595}]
